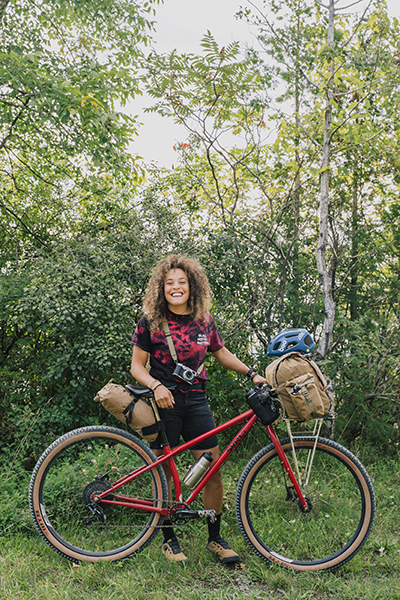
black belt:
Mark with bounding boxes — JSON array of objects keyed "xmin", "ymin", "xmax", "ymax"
[{"xmin": 160, "ymin": 379, "xmax": 206, "ymax": 392}]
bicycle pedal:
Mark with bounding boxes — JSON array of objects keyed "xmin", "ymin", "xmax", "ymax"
[
  {"xmin": 198, "ymin": 510, "xmax": 216, "ymax": 523},
  {"xmin": 174, "ymin": 508, "xmax": 216, "ymax": 522}
]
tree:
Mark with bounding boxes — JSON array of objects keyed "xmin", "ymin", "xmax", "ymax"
[
  {"xmin": 0, "ymin": 0, "xmax": 158, "ymax": 260},
  {"xmin": 0, "ymin": 0, "xmax": 165, "ymax": 463},
  {"xmin": 0, "ymin": 183, "xmax": 198, "ymax": 464},
  {"xmin": 143, "ymin": 0, "xmax": 400, "ymax": 444}
]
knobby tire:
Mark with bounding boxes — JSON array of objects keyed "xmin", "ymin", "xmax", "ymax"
[
  {"xmin": 235, "ymin": 436, "xmax": 375, "ymax": 572},
  {"xmin": 29, "ymin": 426, "xmax": 168, "ymax": 563}
]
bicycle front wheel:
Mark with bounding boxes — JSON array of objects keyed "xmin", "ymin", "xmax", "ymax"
[
  {"xmin": 235, "ymin": 436, "xmax": 375, "ymax": 571},
  {"xmin": 29, "ymin": 426, "xmax": 168, "ymax": 563}
]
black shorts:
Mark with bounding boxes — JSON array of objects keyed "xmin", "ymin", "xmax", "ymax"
[{"xmin": 150, "ymin": 390, "xmax": 218, "ymax": 450}]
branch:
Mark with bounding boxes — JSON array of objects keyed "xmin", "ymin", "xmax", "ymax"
[
  {"xmin": 297, "ymin": 67, "xmax": 320, "ymax": 92},
  {"xmin": 0, "ymin": 198, "xmax": 50, "ymax": 248},
  {"xmin": 7, "ymin": 147, "xmax": 60, "ymax": 188},
  {"xmin": 335, "ymin": 0, "xmax": 368, "ymax": 11},
  {"xmin": 0, "ymin": 97, "xmax": 21, "ymax": 109},
  {"xmin": 246, "ymin": 0, "xmax": 321, "ymax": 92},
  {"xmin": 249, "ymin": 318, "xmax": 269, "ymax": 349},
  {"xmin": 0, "ymin": 100, "xmax": 30, "ymax": 150},
  {"xmin": 331, "ymin": 119, "xmax": 394, "ymax": 155},
  {"xmin": 298, "ymin": 121, "xmax": 323, "ymax": 149},
  {"xmin": 325, "ymin": 0, "xmax": 374, "ymax": 86}
]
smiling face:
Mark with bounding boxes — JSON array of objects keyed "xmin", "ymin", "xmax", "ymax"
[{"xmin": 164, "ymin": 268, "xmax": 190, "ymax": 314}]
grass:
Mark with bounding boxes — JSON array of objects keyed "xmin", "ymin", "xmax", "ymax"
[
  {"xmin": 1, "ymin": 442, "xmax": 400, "ymax": 600},
  {"xmin": 1, "ymin": 522, "xmax": 400, "ymax": 600}
]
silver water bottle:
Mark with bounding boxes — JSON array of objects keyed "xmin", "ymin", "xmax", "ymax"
[{"xmin": 183, "ymin": 451, "xmax": 213, "ymax": 488}]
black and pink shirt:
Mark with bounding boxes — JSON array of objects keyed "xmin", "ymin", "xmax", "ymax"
[{"xmin": 132, "ymin": 310, "xmax": 224, "ymax": 389}]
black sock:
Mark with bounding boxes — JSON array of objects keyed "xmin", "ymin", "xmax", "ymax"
[
  {"xmin": 162, "ymin": 519, "xmax": 176, "ymax": 543},
  {"xmin": 207, "ymin": 513, "xmax": 221, "ymax": 543}
]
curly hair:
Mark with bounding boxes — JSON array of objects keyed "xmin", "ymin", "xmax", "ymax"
[{"xmin": 142, "ymin": 254, "xmax": 212, "ymax": 332}]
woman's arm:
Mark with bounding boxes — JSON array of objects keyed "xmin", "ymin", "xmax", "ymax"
[
  {"xmin": 131, "ymin": 346, "xmax": 175, "ymax": 409},
  {"xmin": 212, "ymin": 346, "xmax": 267, "ymax": 386}
]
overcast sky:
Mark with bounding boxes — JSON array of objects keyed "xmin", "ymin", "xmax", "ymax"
[{"xmin": 130, "ymin": 0, "xmax": 400, "ymax": 168}]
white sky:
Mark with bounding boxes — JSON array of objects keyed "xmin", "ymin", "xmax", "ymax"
[{"xmin": 129, "ymin": 0, "xmax": 400, "ymax": 169}]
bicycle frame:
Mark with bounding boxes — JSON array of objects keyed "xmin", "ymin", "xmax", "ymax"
[{"xmin": 94, "ymin": 407, "xmax": 310, "ymax": 514}]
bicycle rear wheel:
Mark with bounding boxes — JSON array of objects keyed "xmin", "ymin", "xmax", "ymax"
[
  {"xmin": 29, "ymin": 426, "xmax": 168, "ymax": 563},
  {"xmin": 235, "ymin": 436, "xmax": 375, "ymax": 571}
]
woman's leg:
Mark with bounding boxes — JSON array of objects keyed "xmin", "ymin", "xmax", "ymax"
[
  {"xmin": 190, "ymin": 446, "xmax": 223, "ymax": 513},
  {"xmin": 153, "ymin": 448, "xmax": 188, "ymax": 563},
  {"xmin": 190, "ymin": 446, "xmax": 239, "ymax": 564}
]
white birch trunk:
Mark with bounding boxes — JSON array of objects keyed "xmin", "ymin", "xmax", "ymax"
[
  {"xmin": 315, "ymin": 0, "xmax": 336, "ymax": 437},
  {"xmin": 316, "ymin": 0, "xmax": 336, "ymax": 361}
]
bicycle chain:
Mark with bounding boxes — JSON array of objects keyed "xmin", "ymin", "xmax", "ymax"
[{"xmin": 83, "ymin": 498, "xmax": 202, "ymax": 529}]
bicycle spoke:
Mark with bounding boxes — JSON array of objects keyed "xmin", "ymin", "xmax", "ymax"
[
  {"xmin": 235, "ymin": 437, "xmax": 375, "ymax": 571},
  {"xmin": 29, "ymin": 427, "xmax": 168, "ymax": 561}
]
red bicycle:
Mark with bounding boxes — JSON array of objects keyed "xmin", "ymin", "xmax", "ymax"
[{"xmin": 29, "ymin": 385, "xmax": 375, "ymax": 572}]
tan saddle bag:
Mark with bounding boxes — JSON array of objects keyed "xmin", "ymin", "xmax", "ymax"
[{"xmin": 94, "ymin": 382, "xmax": 159, "ymax": 442}]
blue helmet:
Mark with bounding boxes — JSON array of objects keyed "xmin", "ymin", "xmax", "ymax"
[{"xmin": 267, "ymin": 329, "xmax": 315, "ymax": 356}]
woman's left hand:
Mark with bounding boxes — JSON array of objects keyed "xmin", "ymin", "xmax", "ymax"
[{"xmin": 252, "ymin": 374, "xmax": 268, "ymax": 386}]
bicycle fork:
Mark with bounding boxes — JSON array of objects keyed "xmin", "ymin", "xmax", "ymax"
[{"xmin": 266, "ymin": 424, "xmax": 311, "ymax": 512}]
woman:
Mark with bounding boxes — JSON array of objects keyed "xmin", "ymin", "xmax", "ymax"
[{"xmin": 131, "ymin": 254, "xmax": 266, "ymax": 564}]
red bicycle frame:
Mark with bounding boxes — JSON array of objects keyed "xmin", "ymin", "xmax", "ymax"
[{"xmin": 95, "ymin": 408, "xmax": 309, "ymax": 514}]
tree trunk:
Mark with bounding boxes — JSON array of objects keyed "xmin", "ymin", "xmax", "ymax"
[
  {"xmin": 0, "ymin": 0, "xmax": 10, "ymax": 23},
  {"xmin": 315, "ymin": 0, "xmax": 336, "ymax": 361},
  {"xmin": 293, "ymin": 8, "xmax": 301, "ymax": 327},
  {"xmin": 350, "ymin": 161, "xmax": 359, "ymax": 321},
  {"xmin": 315, "ymin": 0, "xmax": 336, "ymax": 438}
]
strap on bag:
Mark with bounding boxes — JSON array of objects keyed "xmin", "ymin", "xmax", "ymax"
[
  {"xmin": 122, "ymin": 396, "xmax": 165, "ymax": 436},
  {"xmin": 163, "ymin": 320, "xmax": 205, "ymax": 377}
]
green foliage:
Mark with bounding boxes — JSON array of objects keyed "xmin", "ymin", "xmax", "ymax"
[
  {"xmin": 0, "ymin": 0, "xmax": 158, "ymax": 262},
  {"xmin": 0, "ymin": 0, "xmax": 163, "ymax": 464},
  {"xmin": 2, "ymin": 0, "xmax": 400, "ymax": 476},
  {"xmin": 325, "ymin": 314, "xmax": 400, "ymax": 452},
  {"xmin": 0, "ymin": 460, "xmax": 33, "ymax": 534},
  {"xmin": 141, "ymin": 0, "xmax": 400, "ymax": 448},
  {"xmin": 0, "ymin": 188, "xmax": 193, "ymax": 464}
]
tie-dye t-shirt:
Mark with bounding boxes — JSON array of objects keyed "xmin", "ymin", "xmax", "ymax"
[{"xmin": 132, "ymin": 310, "xmax": 224, "ymax": 386}]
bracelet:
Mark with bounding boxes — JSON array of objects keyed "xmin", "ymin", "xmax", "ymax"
[
  {"xmin": 246, "ymin": 367, "xmax": 257, "ymax": 381},
  {"xmin": 152, "ymin": 382, "xmax": 163, "ymax": 392},
  {"xmin": 149, "ymin": 379, "xmax": 159, "ymax": 390}
]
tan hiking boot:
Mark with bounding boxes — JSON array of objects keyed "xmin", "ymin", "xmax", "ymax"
[
  {"xmin": 207, "ymin": 537, "xmax": 240, "ymax": 564},
  {"xmin": 161, "ymin": 538, "xmax": 188, "ymax": 564}
]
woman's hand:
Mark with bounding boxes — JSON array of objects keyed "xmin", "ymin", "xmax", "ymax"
[
  {"xmin": 252, "ymin": 374, "xmax": 268, "ymax": 387},
  {"xmin": 153, "ymin": 384, "xmax": 175, "ymax": 409}
]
